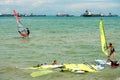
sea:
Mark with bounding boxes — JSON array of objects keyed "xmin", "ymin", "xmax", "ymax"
[{"xmin": 0, "ymin": 16, "xmax": 120, "ymax": 80}]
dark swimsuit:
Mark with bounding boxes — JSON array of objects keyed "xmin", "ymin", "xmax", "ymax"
[{"xmin": 110, "ymin": 48, "xmax": 115, "ymax": 55}]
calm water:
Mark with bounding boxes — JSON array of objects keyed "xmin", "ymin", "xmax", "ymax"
[{"xmin": 0, "ymin": 16, "xmax": 120, "ymax": 80}]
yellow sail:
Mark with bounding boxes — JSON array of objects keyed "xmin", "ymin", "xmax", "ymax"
[{"xmin": 99, "ymin": 19, "xmax": 108, "ymax": 56}]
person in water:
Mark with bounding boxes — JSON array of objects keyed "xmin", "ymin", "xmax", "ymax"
[
  {"xmin": 52, "ymin": 60, "xmax": 58, "ymax": 65},
  {"xmin": 107, "ymin": 43, "xmax": 117, "ymax": 61},
  {"xmin": 26, "ymin": 28, "xmax": 30, "ymax": 36}
]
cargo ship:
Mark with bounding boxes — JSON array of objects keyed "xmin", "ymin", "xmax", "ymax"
[{"xmin": 81, "ymin": 10, "xmax": 118, "ymax": 17}]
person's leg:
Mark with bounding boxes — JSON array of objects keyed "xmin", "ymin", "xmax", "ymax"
[
  {"xmin": 107, "ymin": 56, "xmax": 110, "ymax": 62},
  {"xmin": 113, "ymin": 52, "xmax": 117, "ymax": 61}
]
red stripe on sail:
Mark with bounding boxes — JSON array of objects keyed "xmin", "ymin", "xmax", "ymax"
[
  {"xmin": 13, "ymin": 10, "xmax": 21, "ymax": 23},
  {"xmin": 20, "ymin": 33, "xmax": 29, "ymax": 37}
]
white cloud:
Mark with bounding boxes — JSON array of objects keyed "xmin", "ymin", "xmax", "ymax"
[
  {"xmin": 0, "ymin": 0, "xmax": 119, "ymax": 15},
  {"xmin": 0, "ymin": 0, "xmax": 55, "ymax": 12},
  {"xmin": 32, "ymin": 0, "xmax": 55, "ymax": 7},
  {"xmin": 66, "ymin": 2, "xmax": 120, "ymax": 10},
  {"xmin": 0, "ymin": 0, "xmax": 55, "ymax": 5},
  {"xmin": 0, "ymin": 0, "xmax": 23, "ymax": 5},
  {"xmin": 6, "ymin": 0, "xmax": 13, "ymax": 3}
]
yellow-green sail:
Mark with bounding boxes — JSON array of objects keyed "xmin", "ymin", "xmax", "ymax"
[{"xmin": 99, "ymin": 19, "xmax": 108, "ymax": 56}]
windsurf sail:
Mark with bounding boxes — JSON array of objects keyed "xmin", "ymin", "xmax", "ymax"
[
  {"xmin": 99, "ymin": 19, "xmax": 108, "ymax": 56},
  {"xmin": 30, "ymin": 70, "xmax": 53, "ymax": 77},
  {"xmin": 13, "ymin": 10, "xmax": 28, "ymax": 37}
]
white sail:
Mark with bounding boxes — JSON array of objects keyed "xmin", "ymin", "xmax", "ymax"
[{"xmin": 13, "ymin": 10, "xmax": 28, "ymax": 37}]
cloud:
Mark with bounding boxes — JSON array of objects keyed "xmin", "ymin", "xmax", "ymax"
[
  {"xmin": 66, "ymin": 2, "xmax": 120, "ymax": 10},
  {"xmin": 0, "ymin": 0, "xmax": 119, "ymax": 15},
  {"xmin": 6, "ymin": 0, "xmax": 14, "ymax": 3},
  {"xmin": 0, "ymin": 0, "xmax": 55, "ymax": 5},
  {"xmin": 0, "ymin": 0, "xmax": 55, "ymax": 13},
  {"xmin": 0, "ymin": 0, "xmax": 20, "ymax": 5},
  {"xmin": 31, "ymin": 0, "xmax": 55, "ymax": 7}
]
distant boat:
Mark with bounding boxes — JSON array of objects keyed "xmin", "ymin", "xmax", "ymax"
[
  {"xmin": 18, "ymin": 13, "xmax": 46, "ymax": 17},
  {"xmin": 0, "ymin": 13, "xmax": 46, "ymax": 17},
  {"xmin": 56, "ymin": 12, "xmax": 74, "ymax": 17},
  {"xmin": 0, "ymin": 13, "xmax": 13, "ymax": 17},
  {"xmin": 81, "ymin": 10, "xmax": 118, "ymax": 17}
]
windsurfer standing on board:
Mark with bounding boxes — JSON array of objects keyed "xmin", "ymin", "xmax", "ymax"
[
  {"xmin": 18, "ymin": 28, "xmax": 30, "ymax": 38},
  {"xmin": 106, "ymin": 43, "xmax": 120, "ymax": 67},
  {"xmin": 107, "ymin": 43, "xmax": 117, "ymax": 61},
  {"xmin": 26, "ymin": 28, "xmax": 30, "ymax": 36}
]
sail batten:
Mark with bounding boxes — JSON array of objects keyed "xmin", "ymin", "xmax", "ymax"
[{"xmin": 99, "ymin": 19, "xmax": 108, "ymax": 56}]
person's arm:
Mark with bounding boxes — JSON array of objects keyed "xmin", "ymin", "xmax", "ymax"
[{"xmin": 106, "ymin": 46, "xmax": 109, "ymax": 49}]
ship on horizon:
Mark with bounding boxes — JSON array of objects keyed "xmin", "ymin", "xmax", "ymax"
[
  {"xmin": 56, "ymin": 12, "xmax": 74, "ymax": 17},
  {"xmin": 81, "ymin": 10, "xmax": 118, "ymax": 17},
  {"xmin": 0, "ymin": 12, "xmax": 46, "ymax": 17}
]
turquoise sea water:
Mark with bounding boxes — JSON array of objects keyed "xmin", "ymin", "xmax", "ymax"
[{"xmin": 0, "ymin": 16, "xmax": 120, "ymax": 80}]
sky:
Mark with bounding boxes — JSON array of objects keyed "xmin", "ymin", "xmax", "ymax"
[{"xmin": 0, "ymin": 0, "xmax": 120, "ymax": 16}]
